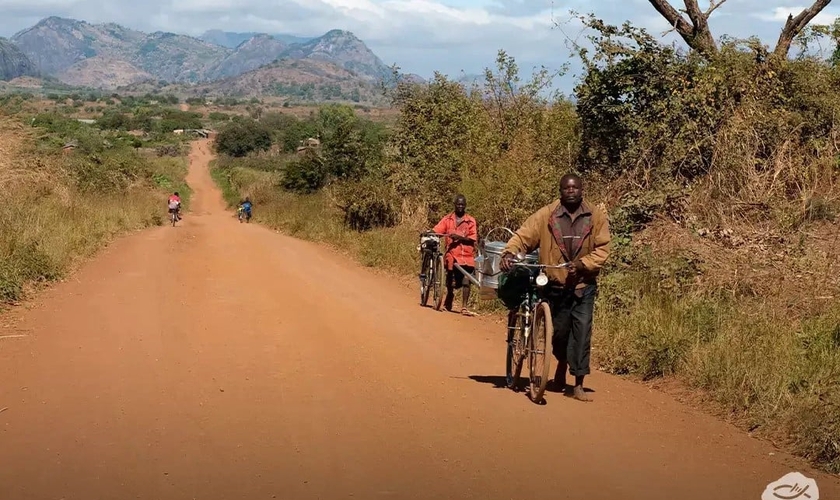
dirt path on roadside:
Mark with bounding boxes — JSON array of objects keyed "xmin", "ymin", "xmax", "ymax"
[{"xmin": 0, "ymin": 139, "xmax": 837, "ymax": 500}]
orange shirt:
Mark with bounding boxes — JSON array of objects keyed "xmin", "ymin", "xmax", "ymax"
[{"xmin": 433, "ymin": 213, "xmax": 478, "ymax": 269}]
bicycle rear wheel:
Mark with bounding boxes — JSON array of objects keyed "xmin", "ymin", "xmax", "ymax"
[
  {"xmin": 528, "ymin": 301, "xmax": 553, "ymax": 403},
  {"xmin": 505, "ymin": 308, "xmax": 526, "ymax": 391},
  {"xmin": 432, "ymin": 254, "xmax": 446, "ymax": 311}
]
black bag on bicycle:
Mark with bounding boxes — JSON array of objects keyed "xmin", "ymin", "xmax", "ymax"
[{"xmin": 496, "ymin": 267, "xmax": 532, "ymax": 310}]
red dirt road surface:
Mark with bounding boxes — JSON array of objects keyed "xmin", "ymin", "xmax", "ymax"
[{"xmin": 1, "ymin": 140, "xmax": 838, "ymax": 499}]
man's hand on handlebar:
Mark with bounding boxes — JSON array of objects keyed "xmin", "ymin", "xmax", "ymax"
[{"xmin": 500, "ymin": 252, "xmax": 515, "ymax": 272}]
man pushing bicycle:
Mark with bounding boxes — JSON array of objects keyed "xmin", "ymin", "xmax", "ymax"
[{"xmin": 500, "ymin": 173, "xmax": 610, "ymax": 402}]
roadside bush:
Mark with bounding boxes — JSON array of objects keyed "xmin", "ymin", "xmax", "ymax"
[
  {"xmin": 215, "ymin": 118, "xmax": 272, "ymax": 157},
  {"xmin": 332, "ymin": 176, "xmax": 399, "ymax": 231},
  {"xmin": 282, "ymin": 150, "xmax": 327, "ymax": 193}
]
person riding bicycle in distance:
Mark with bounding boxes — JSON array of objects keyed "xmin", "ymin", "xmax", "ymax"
[
  {"xmin": 433, "ymin": 194, "xmax": 478, "ymax": 316},
  {"xmin": 500, "ymin": 173, "xmax": 610, "ymax": 402},
  {"xmin": 168, "ymin": 191, "xmax": 181, "ymax": 221},
  {"xmin": 240, "ymin": 197, "xmax": 253, "ymax": 221}
]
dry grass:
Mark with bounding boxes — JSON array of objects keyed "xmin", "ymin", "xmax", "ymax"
[{"xmin": 0, "ymin": 116, "xmax": 187, "ymax": 304}]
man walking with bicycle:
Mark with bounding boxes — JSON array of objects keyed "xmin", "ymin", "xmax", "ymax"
[
  {"xmin": 433, "ymin": 194, "xmax": 478, "ymax": 316},
  {"xmin": 500, "ymin": 174, "xmax": 610, "ymax": 402}
]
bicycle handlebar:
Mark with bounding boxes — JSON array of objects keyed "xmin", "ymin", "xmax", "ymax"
[{"xmin": 511, "ymin": 261, "xmax": 571, "ymax": 270}]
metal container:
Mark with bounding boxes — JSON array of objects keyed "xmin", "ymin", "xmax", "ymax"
[{"xmin": 475, "ymin": 228, "xmax": 539, "ymax": 291}]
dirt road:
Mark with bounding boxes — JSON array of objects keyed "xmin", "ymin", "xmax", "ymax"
[{"xmin": 1, "ymin": 140, "xmax": 837, "ymax": 499}]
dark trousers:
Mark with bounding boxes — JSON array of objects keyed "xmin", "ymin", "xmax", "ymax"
[{"xmin": 547, "ymin": 284, "xmax": 597, "ymax": 377}]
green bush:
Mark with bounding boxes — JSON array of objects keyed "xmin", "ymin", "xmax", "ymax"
[
  {"xmin": 215, "ymin": 118, "xmax": 272, "ymax": 157},
  {"xmin": 333, "ymin": 176, "xmax": 399, "ymax": 231},
  {"xmin": 282, "ymin": 150, "xmax": 327, "ymax": 193}
]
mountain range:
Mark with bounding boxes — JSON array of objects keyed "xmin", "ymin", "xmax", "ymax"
[{"xmin": 2, "ymin": 16, "xmax": 412, "ymax": 103}]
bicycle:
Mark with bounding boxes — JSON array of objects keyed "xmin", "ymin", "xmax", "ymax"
[
  {"xmin": 238, "ymin": 206, "xmax": 251, "ymax": 223},
  {"xmin": 169, "ymin": 208, "xmax": 179, "ymax": 227},
  {"xmin": 417, "ymin": 231, "xmax": 447, "ymax": 310},
  {"xmin": 500, "ymin": 255, "xmax": 571, "ymax": 404}
]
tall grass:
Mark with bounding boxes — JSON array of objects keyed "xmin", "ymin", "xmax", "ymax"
[{"xmin": 595, "ymin": 281, "xmax": 840, "ymax": 472}]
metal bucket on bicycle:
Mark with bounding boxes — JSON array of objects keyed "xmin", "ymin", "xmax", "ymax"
[{"xmin": 475, "ymin": 227, "xmax": 538, "ymax": 301}]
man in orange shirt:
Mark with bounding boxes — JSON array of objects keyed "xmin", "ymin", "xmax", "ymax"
[{"xmin": 433, "ymin": 194, "xmax": 478, "ymax": 316}]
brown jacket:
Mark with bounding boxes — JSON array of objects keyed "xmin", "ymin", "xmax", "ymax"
[{"xmin": 503, "ymin": 199, "xmax": 611, "ymax": 289}]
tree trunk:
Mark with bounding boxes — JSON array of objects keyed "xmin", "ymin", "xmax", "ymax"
[{"xmin": 773, "ymin": 0, "xmax": 834, "ymax": 59}]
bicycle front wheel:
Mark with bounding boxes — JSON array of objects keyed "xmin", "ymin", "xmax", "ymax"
[
  {"xmin": 432, "ymin": 254, "xmax": 446, "ymax": 311},
  {"xmin": 505, "ymin": 308, "xmax": 526, "ymax": 391},
  {"xmin": 528, "ymin": 301, "xmax": 553, "ymax": 404},
  {"xmin": 419, "ymin": 253, "xmax": 432, "ymax": 306}
]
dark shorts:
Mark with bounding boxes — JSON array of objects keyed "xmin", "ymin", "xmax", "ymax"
[
  {"xmin": 446, "ymin": 265, "xmax": 474, "ymax": 289},
  {"xmin": 168, "ymin": 208, "xmax": 179, "ymax": 214}
]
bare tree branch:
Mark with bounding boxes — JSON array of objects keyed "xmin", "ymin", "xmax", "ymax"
[
  {"xmin": 647, "ymin": 0, "xmax": 718, "ymax": 56},
  {"xmin": 648, "ymin": 0, "xmax": 693, "ymax": 38},
  {"xmin": 705, "ymin": 0, "xmax": 728, "ymax": 18},
  {"xmin": 774, "ymin": 0, "xmax": 834, "ymax": 59}
]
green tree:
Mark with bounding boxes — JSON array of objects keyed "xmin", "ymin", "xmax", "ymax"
[{"xmin": 215, "ymin": 119, "xmax": 272, "ymax": 157}]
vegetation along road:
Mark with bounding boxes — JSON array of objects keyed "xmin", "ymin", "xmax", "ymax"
[{"xmin": 0, "ymin": 139, "xmax": 836, "ymax": 499}]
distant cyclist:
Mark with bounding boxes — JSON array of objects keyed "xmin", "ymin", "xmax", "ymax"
[
  {"xmin": 168, "ymin": 192, "xmax": 181, "ymax": 221},
  {"xmin": 239, "ymin": 197, "xmax": 253, "ymax": 222}
]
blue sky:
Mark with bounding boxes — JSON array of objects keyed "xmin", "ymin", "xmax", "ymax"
[{"xmin": 1, "ymin": 0, "xmax": 839, "ymax": 92}]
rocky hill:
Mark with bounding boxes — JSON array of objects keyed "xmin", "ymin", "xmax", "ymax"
[
  {"xmin": 276, "ymin": 29, "xmax": 391, "ymax": 82},
  {"xmin": 8, "ymin": 17, "xmax": 400, "ymax": 91},
  {"xmin": 57, "ymin": 56, "xmax": 153, "ymax": 88},
  {"xmin": 207, "ymin": 34, "xmax": 289, "ymax": 81},
  {"xmin": 200, "ymin": 30, "xmax": 313, "ymax": 49},
  {"xmin": 0, "ymin": 38, "xmax": 38, "ymax": 81},
  {"xmin": 10, "ymin": 17, "xmax": 226, "ymax": 84},
  {"xmin": 138, "ymin": 58, "xmax": 388, "ymax": 105}
]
